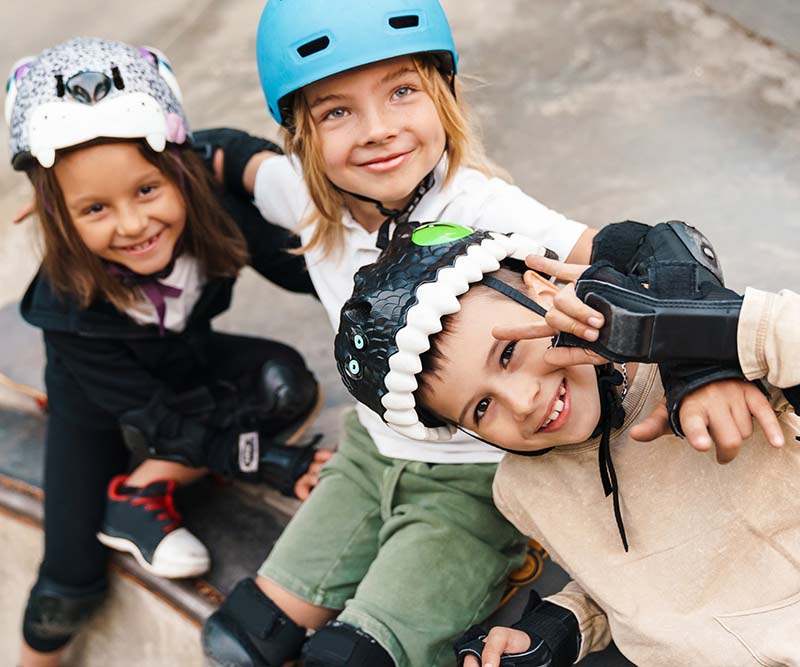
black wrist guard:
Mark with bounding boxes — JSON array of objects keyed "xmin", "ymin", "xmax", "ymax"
[
  {"xmin": 556, "ymin": 220, "xmax": 743, "ymax": 364},
  {"xmin": 659, "ymin": 362, "xmax": 747, "ymax": 437},
  {"xmin": 453, "ymin": 592, "xmax": 580, "ymax": 667},
  {"xmin": 192, "ymin": 127, "xmax": 283, "ymax": 198}
]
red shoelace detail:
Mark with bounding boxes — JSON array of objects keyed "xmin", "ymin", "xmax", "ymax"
[{"xmin": 131, "ymin": 480, "xmax": 182, "ymax": 534}]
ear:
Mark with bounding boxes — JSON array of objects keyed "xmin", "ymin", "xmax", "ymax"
[{"xmin": 523, "ymin": 269, "xmax": 558, "ymax": 298}]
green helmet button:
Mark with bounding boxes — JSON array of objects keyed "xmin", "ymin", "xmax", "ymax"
[{"xmin": 412, "ymin": 223, "xmax": 472, "ymax": 246}]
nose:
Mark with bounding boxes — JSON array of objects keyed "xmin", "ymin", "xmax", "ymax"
[
  {"xmin": 115, "ymin": 206, "xmax": 148, "ymax": 238},
  {"xmin": 499, "ymin": 375, "xmax": 541, "ymax": 422},
  {"xmin": 360, "ymin": 103, "xmax": 398, "ymax": 145}
]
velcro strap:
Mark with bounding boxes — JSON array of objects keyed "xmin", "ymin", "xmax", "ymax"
[
  {"xmin": 513, "ymin": 602, "xmax": 580, "ymax": 667},
  {"xmin": 225, "ymin": 580, "xmax": 279, "ymax": 639}
]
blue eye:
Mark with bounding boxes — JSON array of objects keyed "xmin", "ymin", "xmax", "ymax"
[
  {"xmin": 353, "ymin": 334, "xmax": 365, "ymax": 350},
  {"xmin": 347, "ymin": 358, "xmax": 362, "ymax": 378}
]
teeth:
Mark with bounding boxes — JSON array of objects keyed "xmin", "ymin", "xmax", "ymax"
[
  {"xmin": 554, "ymin": 399, "xmax": 564, "ymax": 413},
  {"xmin": 559, "ymin": 384, "xmax": 566, "ymax": 396}
]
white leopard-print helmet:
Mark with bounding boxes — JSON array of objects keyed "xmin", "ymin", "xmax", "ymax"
[{"xmin": 5, "ymin": 37, "xmax": 190, "ymax": 170}]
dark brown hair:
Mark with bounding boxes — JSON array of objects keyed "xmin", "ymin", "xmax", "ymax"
[{"xmin": 28, "ymin": 140, "xmax": 249, "ymax": 311}]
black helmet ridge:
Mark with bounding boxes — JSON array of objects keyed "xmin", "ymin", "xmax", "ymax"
[{"xmin": 334, "ymin": 222, "xmax": 551, "ymax": 442}]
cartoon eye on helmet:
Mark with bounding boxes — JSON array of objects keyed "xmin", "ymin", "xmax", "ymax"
[
  {"xmin": 5, "ymin": 37, "xmax": 190, "ymax": 170},
  {"xmin": 334, "ymin": 222, "xmax": 552, "ymax": 442},
  {"xmin": 255, "ymin": 0, "xmax": 459, "ymax": 126}
]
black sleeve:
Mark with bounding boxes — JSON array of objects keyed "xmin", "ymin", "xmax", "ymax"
[
  {"xmin": 45, "ymin": 330, "xmax": 172, "ymax": 418},
  {"xmin": 219, "ymin": 190, "xmax": 316, "ymax": 296}
]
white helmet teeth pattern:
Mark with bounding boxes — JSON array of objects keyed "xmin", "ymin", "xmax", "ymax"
[{"xmin": 6, "ymin": 37, "xmax": 189, "ymax": 170}]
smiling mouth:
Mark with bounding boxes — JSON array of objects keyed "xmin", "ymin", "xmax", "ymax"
[
  {"xmin": 538, "ymin": 379, "xmax": 570, "ymax": 433},
  {"xmin": 358, "ymin": 150, "xmax": 412, "ymax": 172},
  {"xmin": 115, "ymin": 229, "xmax": 163, "ymax": 255}
]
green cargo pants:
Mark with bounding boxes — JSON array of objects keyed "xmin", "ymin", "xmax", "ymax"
[{"xmin": 259, "ymin": 410, "xmax": 527, "ymax": 667}]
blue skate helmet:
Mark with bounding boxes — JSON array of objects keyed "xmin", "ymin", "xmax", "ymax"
[{"xmin": 256, "ymin": 0, "xmax": 459, "ymax": 126}]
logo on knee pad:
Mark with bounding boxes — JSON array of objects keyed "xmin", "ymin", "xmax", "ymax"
[{"xmin": 238, "ymin": 432, "xmax": 259, "ymax": 473}]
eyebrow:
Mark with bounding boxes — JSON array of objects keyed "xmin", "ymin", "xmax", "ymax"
[
  {"xmin": 308, "ymin": 66, "xmax": 418, "ymax": 110},
  {"xmin": 379, "ymin": 65, "xmax": 417, "ymax": 86},
  {"xmin": 308, "ymin": 92, "xmax": 347, "ymax": 110},
  {"xmin": 67, "ymin": 169, "xmax": 163, "ymax": 209}
]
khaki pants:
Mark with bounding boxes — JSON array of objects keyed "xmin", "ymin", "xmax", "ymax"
[{"xmin": 259, "ymin": 409, "xmax": 527, "ymax": 667}]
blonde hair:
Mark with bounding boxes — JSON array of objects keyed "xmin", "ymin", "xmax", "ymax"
[
  {"xmin": 29, "ymin": 141, "xmax": 249, "ymax": 311},
  {"xmin": 283, "ymin": 54, "xmax": 509, "ymax": 258}
]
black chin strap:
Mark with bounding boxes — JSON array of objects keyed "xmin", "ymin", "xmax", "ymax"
[
  {"xmin": 337, "ymin": 171, "xmax": 436, "ymax": 249},
  {"xmin": 592, "ymin": 364, "xmax": 629, "ymax": 551}
]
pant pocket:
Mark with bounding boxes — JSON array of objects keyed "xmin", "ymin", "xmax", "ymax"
[{"xmin": 714, "ymin": 589, "xmax": 800, "ymax": 667}]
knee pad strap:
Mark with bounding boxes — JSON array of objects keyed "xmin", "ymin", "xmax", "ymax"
[
  {"xmin": 202, "ymin": 578, "xmax": 306, "ymax": 667},
  {"xmin": 22, "ymin": 576, "xmax": 107, "ymax": 653},
  {"xmin": 303, "ymin": 622, "xmax": 395, "ymax": 667}
]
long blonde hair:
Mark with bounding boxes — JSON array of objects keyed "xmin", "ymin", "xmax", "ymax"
[
  {"xmin": 29, "ymin": 141, "xmax": 249, "ymax": 311},
  {"xmin": 283, "ymin": 54, "xmax": 509, "ymax": 259}
]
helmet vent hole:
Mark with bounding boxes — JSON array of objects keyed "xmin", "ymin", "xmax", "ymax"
[
  {"xmin": 389, "ymin": 15, "xmax": 420, "ymax": 29},
  {"xmin": 297, "ymin": 36, "xmax": 330, "ymax": 58}
]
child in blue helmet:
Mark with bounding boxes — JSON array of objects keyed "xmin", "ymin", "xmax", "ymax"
[
  {"xmin": 202, "ymin": 3, "xmax": 776, "ymax": 666},
  {"xmin": 5, "ymin": 38, "xmax": 329, "ymax": 667}
]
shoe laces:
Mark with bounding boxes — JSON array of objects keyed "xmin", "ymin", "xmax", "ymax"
[{"xmin": 123, "ymin": 478, "xmax": 182, "ymax": 534}]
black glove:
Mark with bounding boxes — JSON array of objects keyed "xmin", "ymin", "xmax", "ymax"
[
  {"xmin": 119, "ymin": 361, "xmax": 322, "ymax": 496},
  {"xmin": 454, "ymin": 592, "xmax": 580, "ymax": 667},
  {"xmin": 192, "ymin": 127, "xmax": 283, "ymax": 198},
  {"xmin": 556, "ymin": 221, "xmax": 743, "ymax": 364}
]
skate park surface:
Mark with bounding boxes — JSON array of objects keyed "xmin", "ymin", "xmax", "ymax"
[{"xmin": 1, "ymin": 1, "xmax": 800, "ymax": 664}]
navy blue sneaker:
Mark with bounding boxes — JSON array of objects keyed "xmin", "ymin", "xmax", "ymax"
[{"xmin": 97, "ymin": 476, "xmax": 209, "ymax": 578}]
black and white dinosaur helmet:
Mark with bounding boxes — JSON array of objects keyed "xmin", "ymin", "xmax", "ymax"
[
  {"xmin": 5, "ymin": 37, "xmax": 189, "ymax": 170},
  {"xmin": 335, "ymin": 222, "xmax": 552, "ymax": 442}
]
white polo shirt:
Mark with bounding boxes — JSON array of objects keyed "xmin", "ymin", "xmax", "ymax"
[{"xmin": 254, "ymin": 156, "xmax": 587, "ymax": 463}]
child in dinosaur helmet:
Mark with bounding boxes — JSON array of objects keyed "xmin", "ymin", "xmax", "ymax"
[
  {"xmin": 5, "ymin": 37, "xmax": 328, "ymax": 667},
  {"xmin": 334, "ymin": 220, "xmax": 798, "ymax": 667}
]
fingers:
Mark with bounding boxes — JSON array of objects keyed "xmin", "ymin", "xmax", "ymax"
[
  {"xmin": 543, "ymin": 346, "xmax": 608, "ymax": 367},
  {"xmin": 677, "ymin": 405, "xmax": 713, "ymax": 452},
  {"xmin": 294, "ymin": 475, "xmax": 313, "ymax": 500},
  {"xmin": 629, "ymin": 401, "xmax": 670, "ymax": 442},
  {"xmin": 492, "ymin": 322, "xmax": 555, "ymax": 341},
  {"xmin": 463, "ymin": 658, "xmax": 480, "ymax": 667},
  {"xmin": 545, "ymin": 284, "xmax": 604, "ymax": 342},
  {"xmin": 212, "ymin": 148, "xmax": 225, "ymax": 185},
  {"xmin": 745, "ymin": 386, "xmax": 785, "ymax": 448},
  {"xmin": 12, "ymin": 200, "xmax": 35, "ymax": 224},
  {"xmin": 525, "ymin": 255, "xmax": 588, "ymax": 283},
  {"xmin": 313, "ymin": 449, "xmax": 334, "ymax": 463},
  {"xmin": 480, "ymin": 628, "xmax": 531, "ymax": 667},
  {"xmin": 294, "ymin": 450, "xmax": 333, "ymax": 500},
  {"xmin": 708, "ymin": 408, "xmax": 746, "ymax": 464}
]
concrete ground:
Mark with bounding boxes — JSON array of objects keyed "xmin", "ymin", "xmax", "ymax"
[{"xmin": 1, "ymin": 0, "xmax": 799, "ymax": 664}]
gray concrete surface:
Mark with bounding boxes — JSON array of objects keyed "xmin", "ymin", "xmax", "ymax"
[{"xmin": 1, "ymin": 0, "xmax": 799, "ymax": 664}]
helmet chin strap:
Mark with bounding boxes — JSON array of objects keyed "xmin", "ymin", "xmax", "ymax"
[{"xmin": 335, "ymin": 171, "xmax": 436, "ymax": 249}]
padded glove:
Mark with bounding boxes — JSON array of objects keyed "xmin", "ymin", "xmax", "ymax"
[
  {"xmin": 556, "ymin": 220, "xmax": 743, "ymax": 363},
  {"xmin": 192, "ymin": 127, "xmax": 283, "ymax": 198},
  {"xmin": 454, "ymin": 592, "xmax": 580, "ymax": 667}
]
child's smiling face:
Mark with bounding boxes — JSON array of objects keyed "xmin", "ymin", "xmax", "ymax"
[
  {"xmin": 55, "ymin": 141, "xmax": 186, "ymax": 275},
  {"xmin": 304, "ymin": 55, "xmax": 446, "ymax": 217},
  {"xmin": 419, "ymin": 273, "xmax": 602, "ymax": 453}
]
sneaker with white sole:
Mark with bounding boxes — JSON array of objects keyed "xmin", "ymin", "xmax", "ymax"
[{"xmin": 97, "ymin": 475, "xmax": 210, "ymax": 579}]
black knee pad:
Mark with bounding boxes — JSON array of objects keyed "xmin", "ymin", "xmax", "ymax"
[
  {"xmin": 202, "ymin": 578, "xmax": 306, "ymax": 667},
  {"xmin": 257, "ymin": 359, "xmax": 318, "ymax": 425},
  {"xmin": 302, "ymin": 622, "xmax": 395, "ymax": 667},
  {"xmin": 22, "ymin": 575, "xmax": 107, "ymax": 653}
]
